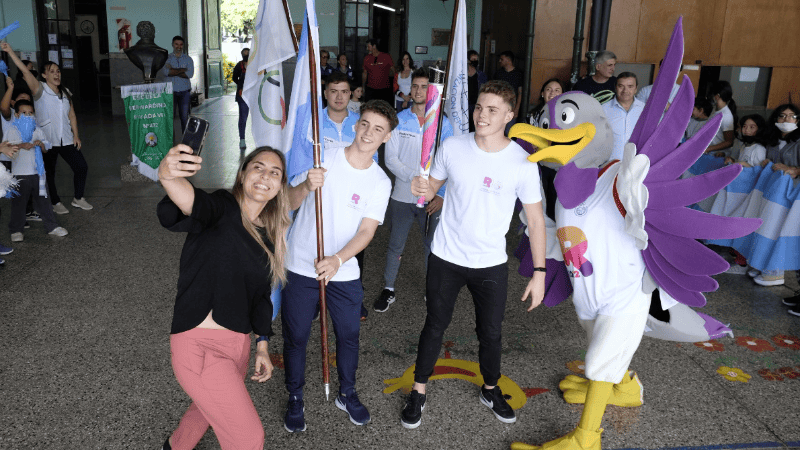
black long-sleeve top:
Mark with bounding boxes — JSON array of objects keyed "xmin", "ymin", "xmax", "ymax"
[{"xmin": 158, "ymin": 188, "xmax": 275, "ymax": 337}]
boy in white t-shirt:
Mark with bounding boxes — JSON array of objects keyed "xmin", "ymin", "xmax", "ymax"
[
  {"xmin": 401, "ymin": 81, "xmax": 547, "ymax": 428},
  {"xmin": 282, "ymin": 100, "xmax": 396, "ymax": 432},
  {"xmin": 5, "ymin": 100, "xmax": 67, "ymax": 241}
]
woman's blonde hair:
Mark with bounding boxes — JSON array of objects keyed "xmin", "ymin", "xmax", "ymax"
[{"xmin": 232, "ymin": 147, "xmax": 292, "ymax": 286}]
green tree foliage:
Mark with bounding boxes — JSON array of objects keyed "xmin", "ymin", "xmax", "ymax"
[{"xmin": 221, "ymin": 0, "xmax": 259, "ymax": 38}]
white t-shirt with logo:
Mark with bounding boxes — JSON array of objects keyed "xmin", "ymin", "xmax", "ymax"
[
  {"xmin": 554, "ymin": 162, "xmax": 649, "ymax": 320},
  {"xmin": 286, "ymin": 146, "xmax": 391, "ymax": 281},
  {"xmin": 430, "ymin": 133, "xmax": 542, "ymax": 269}
]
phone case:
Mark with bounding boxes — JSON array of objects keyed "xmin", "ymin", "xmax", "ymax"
[{"xmin": 181, "ymin": 117, "xmax": 210, "ymax": 156}]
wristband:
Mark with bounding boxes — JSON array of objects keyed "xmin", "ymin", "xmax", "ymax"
[
  {"xmin": 334, "ymin": 254, "xmax": 343, "ymax": 268},
  {"xmin": 532, "ymin": 267, "xmax": 547, "ymax": 273},
  {"xmin": 256, "ymin": 335, "xmax": 269, "ymax": 343}
]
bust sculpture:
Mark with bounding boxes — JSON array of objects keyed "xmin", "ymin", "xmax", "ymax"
[{"xmin": 123, "ymin": 21, "xmax": 169, "ymax": 82}]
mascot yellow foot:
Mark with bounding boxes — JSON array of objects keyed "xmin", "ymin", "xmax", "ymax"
[
  {"xmin": 510, "ymin": 381, "xmax": 611, "ymax": 450},
  {"xmin": 559, "ymin": 371, "xmax": 643, "ymax": 407}
]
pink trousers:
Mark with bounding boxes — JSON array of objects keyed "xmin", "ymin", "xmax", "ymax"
[{"xmin": 169, "ymin": 328, "xmax": 264, "ymax": 450}]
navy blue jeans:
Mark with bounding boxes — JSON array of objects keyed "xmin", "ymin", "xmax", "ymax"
[
  {"xmin": 414, "ymin": 254, "xmax": 508, "ymax": 386},
  {"xmin": 236, "ymin": 97, "xmax": 249, "ymax": 140},
  {"xmin": 282, "ymin": 271, "xmax": 364, "ymax": 396},
  {"xmin": 174, "ymin": 89, "xmax": 192, "ymax": 132}
]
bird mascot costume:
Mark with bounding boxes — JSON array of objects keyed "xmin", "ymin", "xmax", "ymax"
[{"xmin": 508, "ymin": 19, "xmax": 762, "ymax": 450}]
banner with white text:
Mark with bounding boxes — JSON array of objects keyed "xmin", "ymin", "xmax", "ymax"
[{"xmin": 122, "ymin": 82, "xmax": 174, "ymax": 181}]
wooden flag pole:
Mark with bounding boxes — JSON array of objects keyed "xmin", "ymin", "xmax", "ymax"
[
  {"xmin": 281, "ymin": 0, "xmax": 299, "ymax": 53},
  {"xmin": 306, "ymin": 25, "xmax": 331, "ymax": 401}
]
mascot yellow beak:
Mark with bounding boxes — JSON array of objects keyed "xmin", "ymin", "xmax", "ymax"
[{"xmin": 509, "ymin": 123, "xmax": 596, "ymax": 165}]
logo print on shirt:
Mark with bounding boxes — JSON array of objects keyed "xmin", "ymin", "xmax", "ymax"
[
  {"xmin": 483, "ymin": 177, "xmax": 492, "ymax": 188},
  {"xmin": 352, "ymin": 194, "xmax": 360, "ymax": 205},
  {"xmin": 556, "ymin": 226, "xmax": 594, "ymax": 278}
]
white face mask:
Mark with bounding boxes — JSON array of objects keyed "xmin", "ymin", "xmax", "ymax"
[{"xmin": 776, "ymin": 122, "xmax": 799, "ymax": 134}]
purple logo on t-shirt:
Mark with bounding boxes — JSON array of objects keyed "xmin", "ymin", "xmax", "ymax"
[
  {"xmin": 483, "ymin": 177, "xmax": 492, "ymax": 188},
  {"xmin": 352, "ymin": 193, "xmax": 360, "ymax": 205}
]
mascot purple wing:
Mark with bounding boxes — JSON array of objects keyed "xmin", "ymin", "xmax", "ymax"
[{"xmin": 628, "ymin": 17, "xmax": 761, "ymax": 306}]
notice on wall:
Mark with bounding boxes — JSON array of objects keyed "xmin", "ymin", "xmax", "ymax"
[
  {"xmin": 63, "ymin": 59, "xmax": 74, "ymax": 69},
  {"xmin": 739, "ymin": 67, "xmax": 760, "ymax": 83},
  {"xmin": 48, "ymin": 34, "xmax": 57, "ymax": 44},
  {"xmin": 48, "ymin": 50, "xmax": 59, "ymax": 64},
  {"xmin": 61, "ymin": 48, "xmax": 73, "ymax": 59},
  {"xmin": 20, "ymin": 52, "xmax": 35, "ymax": 62}
]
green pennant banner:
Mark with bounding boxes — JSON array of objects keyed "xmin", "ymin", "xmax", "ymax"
[{"xmin": 121, "ymin": 82, "xmax": 173, "ymax": 181}]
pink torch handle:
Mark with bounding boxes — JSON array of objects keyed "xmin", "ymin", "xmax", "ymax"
[{"xmin": 418, "ymin": 83, "xmax": 444, "ymax": 207}]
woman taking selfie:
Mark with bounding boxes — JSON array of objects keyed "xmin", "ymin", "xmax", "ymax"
[{"xmin": 156, "ymin": 144, "xmax": 291, "ymax": 450}]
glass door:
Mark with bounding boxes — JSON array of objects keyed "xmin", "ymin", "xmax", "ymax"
[{"xmin": 341, "ymin": 0, "xmax": 371, "ymax": 85}]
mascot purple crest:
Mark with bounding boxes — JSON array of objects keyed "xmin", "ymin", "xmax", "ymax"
[{"xmin": 507, "ymin": 18, "xmax": 762, "ymax": 450}]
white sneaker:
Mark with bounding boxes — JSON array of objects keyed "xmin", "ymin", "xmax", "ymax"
[
  {"xmin": 10, "ymin": 232, "xmax": 23, "ymax": 242},
  {"xmin": 53, "ymin": 202, "xmax": 70, "ymax": 214},
  {"xmin": 747, "ymin": 268, "xmax": 760, "ymax": 278},
  {"xmin": 48, "ymin": 227, "xmax": 68, "ymax": 237},
  {"xmin": 725, "ymin": 264, "xmax": 749, "ymax": 275},
  {"xmin": 239, "ymin": 139, "xmax": 247, "ymax": 149},
  {"xmin": 754, "ymin": 274, "xmax": 784, "ymax": 287},
  {"xmin": 71, "ymin": 197, "xmax": 93, "ymax": 210}
]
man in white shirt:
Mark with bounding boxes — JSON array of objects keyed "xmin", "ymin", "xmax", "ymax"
[
  {"xmin": 401, "ymin": 81, "xmax": 546, "ymax": 428},
  {"xmin": 374, "ymin": 67, "xmax": 453, "ymax": 313},
  {"xmin": 282, "ymin": 100, "xmax": 396, "ymax": 432},
  {"xmin": 603, "ymin": 72, "xmax": 645, "ymax": 161}
]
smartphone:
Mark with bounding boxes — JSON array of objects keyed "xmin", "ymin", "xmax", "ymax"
[{"xmin": 181, "ymin": 116, "xmax": 210, "ymax": 157}]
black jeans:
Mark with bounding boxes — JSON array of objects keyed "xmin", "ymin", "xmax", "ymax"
[
  {"xmin": 414, "ymin": 254, "xmax": 508, "ymax": 386},
  {"xmin": 43, "ymin": 144, "xmax": 88, "ymax": 205}
]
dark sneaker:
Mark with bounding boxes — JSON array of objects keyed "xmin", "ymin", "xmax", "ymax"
[
  {"xmin": 335, "ymin": 390, "xmax": 370, "ymax": 425},
  {"xmin": 789, "ymin": 304, "xmax": 800, "ymax": 318},
  {"xmin": 782, "ymin": 293, "xmax": 800, "ymax": 307},
  {"xmin": 284, "ymin": 395, "xmax": 307, "ymax": 432},
  {"xmin": 373, "ymin": 289, "xmax": 396, "ymax": 312},
  {"xmin": 479, "ymin": 385, "xmax": 516, "ymax": 423},
  {"xmin": 400, "ymin": 389, "xmax": 426, "ymax": 429},
  {"xmin": 26, "ymin": 211, "xmax": 42, "ymax": 222},
  {"xmin": 0, "ymin": 243, "xmax": 12, "ymax": 255}
]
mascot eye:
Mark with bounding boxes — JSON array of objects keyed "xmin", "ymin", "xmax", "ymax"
[
  {"xmin": 561, "ymin": 107, "xmax": 576, "ymax": 124},
  {"xmin": 540, "ymin": 119, "xmax": 549, "ymax": 129}
]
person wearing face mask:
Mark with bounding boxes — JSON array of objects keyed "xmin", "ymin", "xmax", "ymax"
[
  {"xmin": 748, "ymin": 104, "xmax": 800, "ymax": 288},
  {"xmin": 4, "ymin": 100, "xmax": 67, "ymax": 242},
  {"xmin": 720, "ymin": 115, "xmax": 767, "ymax": 168},
  {"xmin": 467, "ymin": 50, "xmax": 487, "ymax": 132},
  {"xmin": 704, "ymin": 80, "xmax": 737, "ymax": 155}
]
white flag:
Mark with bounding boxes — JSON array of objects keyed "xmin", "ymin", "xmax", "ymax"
[
  {"xmin": 242, "ymin": 0, "xmax": 297, "ymax": 149},
  {"xmin": 282, "ymin": 0, "xmax": 323, "ymax": 182},
  {"xmin": 444, "ymin": 0, "xmax": 469, "ymax": 136}
]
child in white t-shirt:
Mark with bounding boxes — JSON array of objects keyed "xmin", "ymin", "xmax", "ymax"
[
  {"xmin": 5, "ymin": 100, "xmax": 67, "ymax": 241},
  {"xmin": 347, "ymin": 85, "xmax": 363, "ymax": 115},
  {"xmin": 721, "ymin": 114, "xmax": 767, "ymax": 168},
  {"xmin": 403, "ymin": 80, "xmax": 546, "ymax": 428}
]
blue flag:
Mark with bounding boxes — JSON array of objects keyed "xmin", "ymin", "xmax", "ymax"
[{"xmin": 281, "ymin": 0, "xmax": 323, "ymax": 182}]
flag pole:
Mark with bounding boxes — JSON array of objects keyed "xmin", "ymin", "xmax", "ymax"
[
  {"xmin": 425, "ymin": 0, "xmax": 460, "ymax": 235},
  {"xmin": 281, "ymin": 0, "xmax": 299, "ymax": 53},
  {"xmin": 306, "ymin": 25, "xmax": 331, "ymax": 401}
]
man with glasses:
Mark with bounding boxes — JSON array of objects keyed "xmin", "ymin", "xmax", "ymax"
[{"xmin": 362, "ymin": 39, "xmax": 394, "ymax": 104}]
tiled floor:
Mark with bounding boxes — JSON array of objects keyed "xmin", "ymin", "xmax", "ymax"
[{"xmin": 1, "ymin": 94, "xmax": 799, "ymax": 450}]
